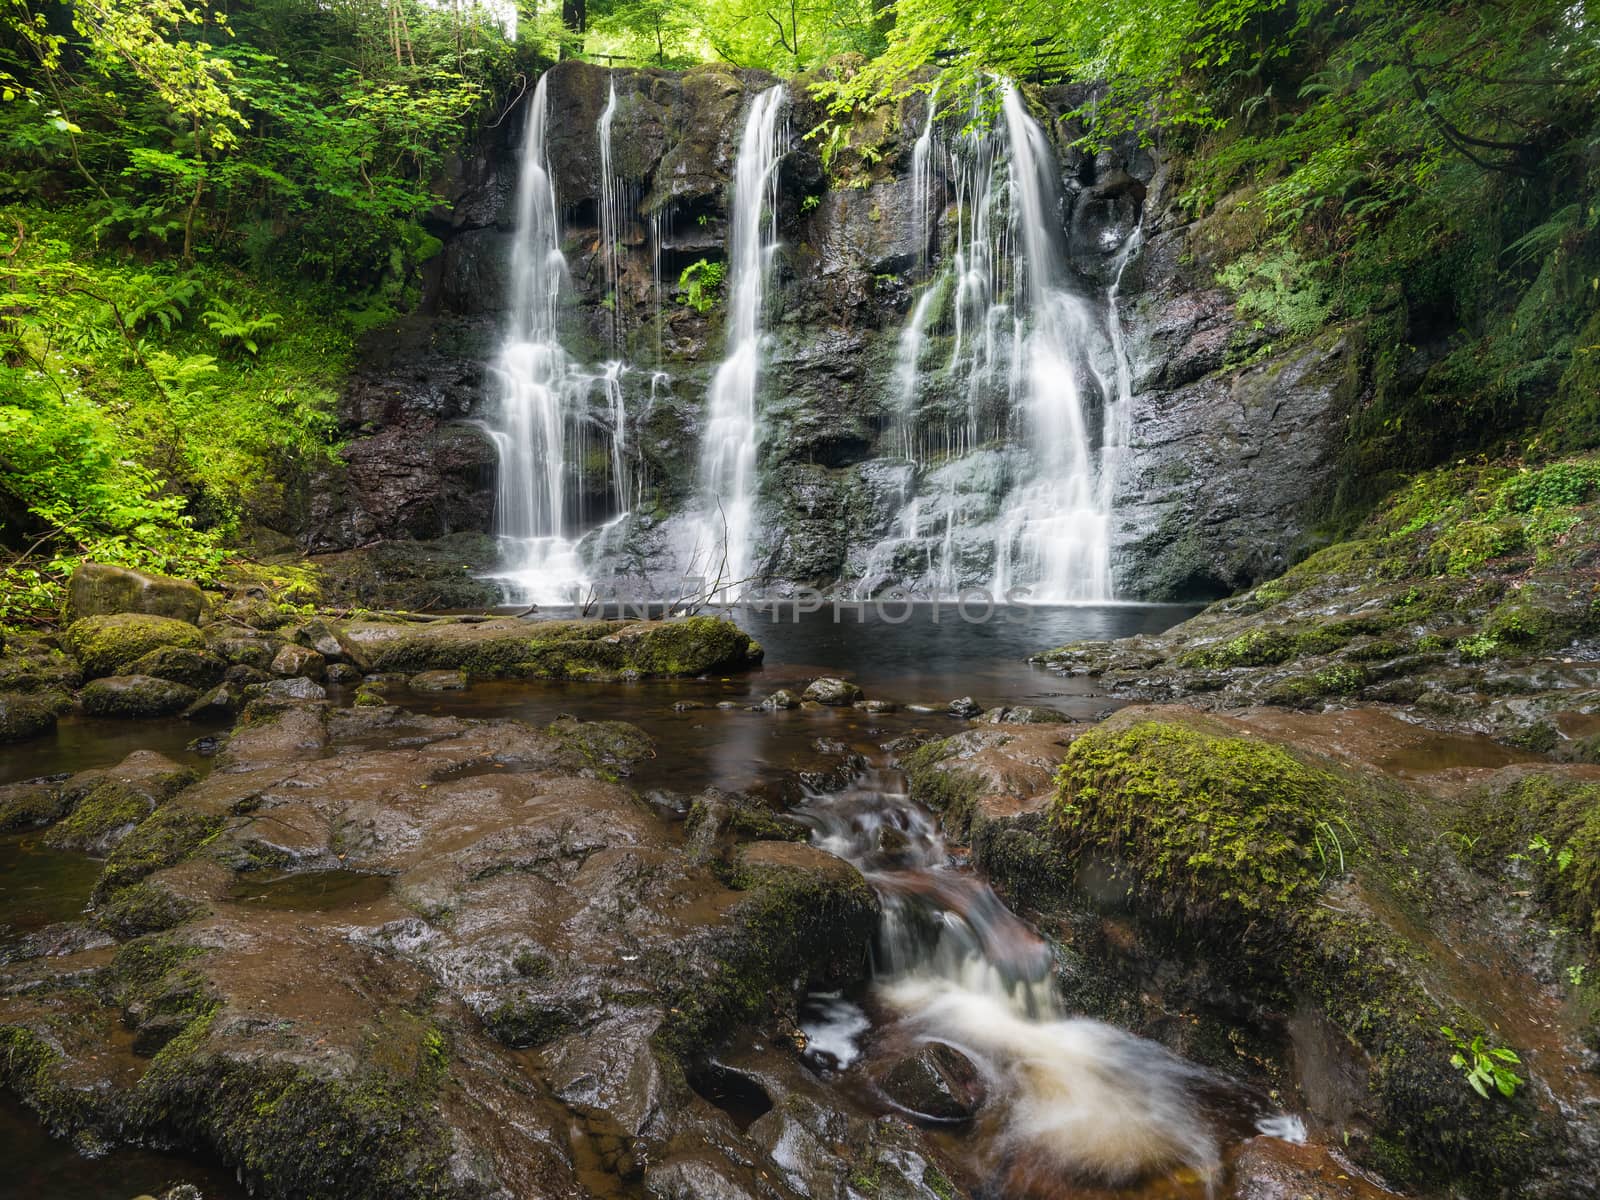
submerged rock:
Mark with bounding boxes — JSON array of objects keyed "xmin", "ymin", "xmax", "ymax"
[
  {"xmin": 873, "ymin": 1041, "xmax": 986, "ymax": 1122},
  {"xmin": 65, "ymin": 561, "xmax": 203, "ymax": 624},
  {"xmin": 408, "ymin": 668, "xmax": 468, "ymax": 691},
  {"xmin": 802, "ymin": 677, "xmax": 864, "ymax": 706}
]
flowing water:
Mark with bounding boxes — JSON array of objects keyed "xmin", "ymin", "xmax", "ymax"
[
  {"xmin": 798, "ymin": 758, "xmax": 1305, "ymax": 1195},
  {"xmin": 688, "ymin": 85, "xmax": 787, "ymax": 595},
  {"xmin": 485, "ymin": 75, "xmax": 632, "ymax": 605},
  {"xmin": 597, "ymin": 80, "xmax": 624, "ymax": 355},
  {"xmin": 854, "ymin": 82, "xmax": 1136, "ymax": 604}
]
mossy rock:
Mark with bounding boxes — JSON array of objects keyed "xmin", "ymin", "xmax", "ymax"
[
  {"xmin": 0, "ymin": 636, "xmax": 83, "ymax": 694},
  {"xmin": 660, "ymin": 841, "xmax": 876, "ymax": 1058},
  {"xmin": 0, "ymin": 778, "xmax": 67, "ymax": 830},
  {"xmin": 1462, "ymin": 771, "xmax": 1600, "ymax": 950},
  {"xmin": 65, "ymin": 562, "xmax": 203, "ymax": 624},
  {"xmin": 545, "ymin": 716, "xmax": 654, "ymax": 778},
  {"xmin": 64, "ymin": 614, "xmax": 206, "ymax": 679},
  {"xmin": 95, "ymin": 805, "xmax": 224, "ymax": 900},
  {"xmin": 0, "ymin": 689, "xmax": 69, "ymax": 742},
  {"xmin": 1041, "ymin": 713, "xmax": 1555, "ymax": 1193},
  {"xmin": 1052, "ymin": 719, "xmax": 1344, "ymax": 927},
  {"xmin": 124, "ymin": 646, "xmax": 228, "ymax": 690},
  {"xmin": 92, "ymin": 880, "xmax": 205, "ymax": 939},
  {"xmin": 81, "ymin": 675, "xmax": 199, "ymax": 719},
  {"xmin": 339, "ymin": 615, "xmax": 760, "ymax": 680}
]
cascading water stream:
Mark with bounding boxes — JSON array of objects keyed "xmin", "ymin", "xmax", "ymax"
[
  {"xmin": 854, "ymin": 81, "xmax": 1132, "ymax": 604},
  {"xmin": 992, "ymin": 82, "xmax": 1111, "ymax": 603},
  {"xmin": 690, "ymin": 84, "xmax": 786, "ymax": 596},
  {"xmin": 485, "ymin": 72, "xmax": 633, "ymax": 606},
  {"xmin": 485, "ymin": 74, "xmax": 590, "ymax": 605},
  {"xmin": 597, "ymin": 80, "xmax": 623, "ymax": 354},
  {"xmin": 800, "ymin": 765, "xmax": 1304, "ymax": 1191}
]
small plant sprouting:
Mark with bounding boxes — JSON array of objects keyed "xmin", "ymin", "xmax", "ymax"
[
  {"xmin": 1568, "ymin": 964, "xmax": 1587, "ymax": 988},
  {"xmin": 1441, "ymin": 1026, "xmax": 1524, "ymax": 1099},
  {"xmin": 1312, "ymin": 816, "xmax": 1358, "ymax": 881},
  {"xmin": 800, "ymin": 193, "xmax": 821, "ymax": 213},
  {"xmin": 676, "ymin": 258, "xmax": 726, "ymax": 314}
]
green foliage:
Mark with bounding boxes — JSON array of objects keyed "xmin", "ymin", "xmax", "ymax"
[
  {"xmin": 676, "ymin": 257, "xmax": 726, "ymax": 313},
  {"xmin": 0, "ymin": 207, "xmax": 347, "ymax": 627},
  {"xmin": 1441, "ymin": 1026, "xmax": 1524, "ymax": 1100},
  {"xmin": 201, "ymin": 298, "xmax": 280, "ymax": 356},
  {"xmin": 1215, "ymin": 241, "xmax": 1332, "ymax": 340}
]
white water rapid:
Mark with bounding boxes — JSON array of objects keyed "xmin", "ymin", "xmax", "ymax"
[
  {"xmin": 801, "ymin": 765, "xmax": 1304, "ymax": 1191},
  {"xmin": 689, "ymin": 85, "xmax": 786, "ymax": 596}
]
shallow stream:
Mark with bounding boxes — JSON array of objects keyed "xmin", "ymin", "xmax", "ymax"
[{"xmin": 0, "ymin": 603, "xmax": 1416, "ymax": 1200}]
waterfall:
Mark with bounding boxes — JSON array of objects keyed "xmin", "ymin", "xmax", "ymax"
[
  {"xmin": 853, "ymin": 81, "xmax": 1134, "ymax": 604},
  {"xmin": 909, "ymin": 89, "xmax": 939, "ymax": 277},
  {"xmin": 485, "ymin": 73, "xmax": 632, "ymax": 606},
  {"xmin": 991, "ymin": 82, "xmax": 1109, "ymax": 602},
  {"xmin": 597, "ymin": 80, "xmax": 623, "ymax": 354},
  {"xmin": 690, "ymin": 84, "xmax": 786, "ymax": 596}
]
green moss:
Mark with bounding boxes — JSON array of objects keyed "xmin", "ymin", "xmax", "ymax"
[
  {"xmin": 1177, "ymin": 627, "xmax": 1297, "ymax": 669},
  {"xmin": 545, "ymin": 716, "xmax": 654, "ymax": 778},
  {"xmin": 62, "ymin": 613, "xmax": 205, "ymax": 678},
  {"xmin": 0, "ymin": 779, "xmax": 67, "ymax": 830},
  {"xmin": 47, "ymin": 781, "xmax": 156, "ymax": 850},
  {"xmin": 1053, "ymin": 721, "xmax": 1342, "ymax": 925},
  {"xmin": 93, "ymin": 881, "xmax": 204, "ymax": 938},
  {"xmin": 95, "ymin": 805, "xmax": 224, "ymax": 899},
  {"xmin": 622, "ymin": 616, "xmax": 761, "ymax": 677},
  {"xmin": 1462, "ymin": 774, "xmax": 1600, "ymax": 950},
  {"xmin": 659, "ymin": 848, "xmax": 875, "ymax": 1059}
]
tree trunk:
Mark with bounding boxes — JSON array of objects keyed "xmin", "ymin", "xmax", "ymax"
[{"xmin": 561, "ymin": 0, "xmax": 586, "ymax": 56}]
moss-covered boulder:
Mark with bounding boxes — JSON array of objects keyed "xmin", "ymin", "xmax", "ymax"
[
  {"xmin": 64, "ymin": 613, "xmax": 207, "ymax": 679},
  {"xmin": 81, "ymin": 674, "xmax": 199, "ymax": 718},
  {"xmin": 0, "ymin": 777, "xmax": 68, "ymax": 830},
  {"xmin": 0, "ymin": 635, "xmax": 82, "ymax": 694},
  {"xmin": 338, "ymin": 614, "xmax": 761, "ymax": 680},
  {"xmin": 662, "ymin": 841, "xmax": 877, "ymax": 1057},
  {"xmin": 0, "ymin": 689, "xmax": 68, "ymax": 743},
  {"xmin": 1039, "ymin": 712, "xmax": 1574, "ymax": 1194},
  {"xmin": 1053, "ymin": 719, "xmax": 1345, "ymax": 930},
  {"xmin": 46, "ymin": 751, "xmax": 196, "ymax": 854},
  {"xmin": 65, "ymin": 562, "xmax": 203, "ymax": 624},
  {"xmin": 125, "ymin": 645, "xmax": 228, "ymax": 690}
]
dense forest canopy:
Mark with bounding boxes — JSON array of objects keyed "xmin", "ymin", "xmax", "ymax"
[{"xmin": 1, "ymin": 0, "xmax": 1598, "ymax": 624}]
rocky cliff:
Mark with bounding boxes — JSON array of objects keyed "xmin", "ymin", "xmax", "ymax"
[{"xmin": 303, "ymin": 60, "xmax": 1362, "ymax": 604}]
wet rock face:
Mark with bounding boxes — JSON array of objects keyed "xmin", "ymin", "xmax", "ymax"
[
  {"xmin": 300, "ymin": 61, "xmax": 1354, "ymax": 605},
  {"xmin": 873, "ymin": 1042, "xmax": 986, "ymax": 1122},
  {"xmin": 0, "ymin": 700, "xmax": 901, "ymax": 1200}
]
